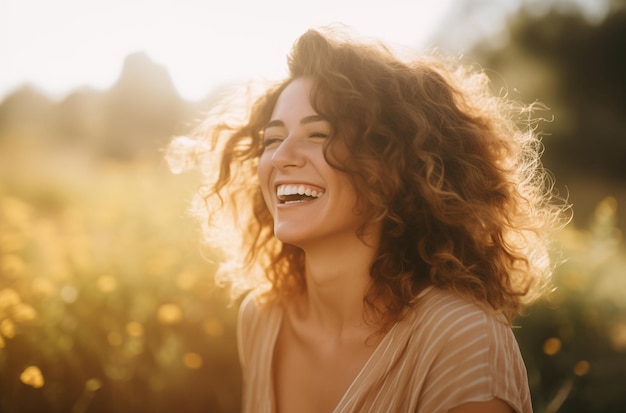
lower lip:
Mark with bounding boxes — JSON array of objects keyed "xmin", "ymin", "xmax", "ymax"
[{"xmin": 276, "ymin": 197, "xmax": 321, "ymax": 208}]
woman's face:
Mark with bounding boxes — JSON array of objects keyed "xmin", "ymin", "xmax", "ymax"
[{"xmin": 257, "ymin": 77, "xmax": 363, "ymax": 248}]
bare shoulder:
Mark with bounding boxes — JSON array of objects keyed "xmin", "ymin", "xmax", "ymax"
[{"xmin": 448, "ymin": 398, "xmax": 515, "ymax": 413}]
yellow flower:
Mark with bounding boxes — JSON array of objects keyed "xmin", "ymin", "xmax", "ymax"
[
  {"xmin": 12, "ymin": 303, "xmax": 37, "ymax": 322},
  {"xmin": 0, "ymin": 319, "xmax": 15, "ymax": 338},
  {"xmin": 20, "ymin": 365, "xmax": 44, "ymax": 388},
  {"xmin": 0, "ymin": 288, "xmax": 21, "ymax": 309}
]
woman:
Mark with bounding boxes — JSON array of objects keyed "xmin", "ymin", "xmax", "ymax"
[{"xmin": 168, "ymin": 28, "xmax": 565, "ymax": 413}]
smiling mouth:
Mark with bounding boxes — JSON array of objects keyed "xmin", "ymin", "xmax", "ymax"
[{"xmin": 276, "ymin": 184, "xmax": 325, "ymax": 204}]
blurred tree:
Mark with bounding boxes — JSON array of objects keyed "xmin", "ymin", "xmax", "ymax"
[
  {"xmin": 55, "ymin": 87, "xmax": 106, "ymax": 147},
  {"xmin": 475, "ymin": 4, "xmax": 626, "ymax": 180},
  {"xmin": 430, "ymin": 2, "xmax": 626, "ymax": 412},
  {"xmin": 0, "ymin": 52, "xmax": 208, "ymax": 163},
  {"xmin": 442, "ymin": 0, "xmax": 626, "ymax": 231},
  {"xmin": 0, "ymin": 86, "xmax": 54, "ymax": 144}
]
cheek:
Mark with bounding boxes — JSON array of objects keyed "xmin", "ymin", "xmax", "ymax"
[
  {"xmin": 332, "ymin": 172, "xmax": 361, "ymax": 214},
  {"xmin": 257, "ymin": 155, "xmax": 274, "ymax": 208},
  {"xmin": 257, "ymin": 153, "xmax": 270, "ymax": 181}
]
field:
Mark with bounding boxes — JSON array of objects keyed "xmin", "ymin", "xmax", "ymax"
[{"xmin": 1, "ymin": 138, "xmax": 625, "ymax": 412}]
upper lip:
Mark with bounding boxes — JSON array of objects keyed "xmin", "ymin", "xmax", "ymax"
[{"xmin": 273, "ymin": 181, "xmax": 326, "ymax": 193}]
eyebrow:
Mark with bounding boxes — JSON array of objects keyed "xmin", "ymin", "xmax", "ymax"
[{"xmin": 263, "ymin": 115, "xmax": 328, "ymax": 131}]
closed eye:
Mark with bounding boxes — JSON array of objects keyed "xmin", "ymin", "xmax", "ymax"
[{"xmin": 262, "ymin": 137, "xmax": 283, "ymax": 148}]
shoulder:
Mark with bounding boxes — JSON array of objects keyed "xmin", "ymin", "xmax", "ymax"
[
  {"xmin": 412, "ymin": 287, "xmax": 511, "ymax": 344},
  {"xmin": 237, "ymin": 290, "xmax": 272, "ymax": 342},
  {"xmin": 408, "ymin": 287, "xmax": 532, "ymax": 413},
  {"xmin": 414, "ymin": 287, "xmax": 522, "ymax": 367},
  {"xmin": 237, "ymin": 291, "xmax": 263, "ymax": 368},
  {"xmin": 237, "ymin": 290, "xmax": 282, "ymax": 368},
  {"xmin": 238, "ymin": 291, "xmax": 260, "ymax": 327}
]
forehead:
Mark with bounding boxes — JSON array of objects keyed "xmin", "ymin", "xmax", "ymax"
[{"xmin": 270, "ymin": 77, "xmax": 317, "ymax": 121}]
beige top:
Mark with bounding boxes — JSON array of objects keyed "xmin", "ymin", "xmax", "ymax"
[{"xmin": 238, "ymin": 286, "xmax": 533, "ymax": 413}]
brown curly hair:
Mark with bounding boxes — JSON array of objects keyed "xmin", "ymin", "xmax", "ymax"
[{"xmin": 168, "ymin": 27, "xmax": 566, "ymax": 326}]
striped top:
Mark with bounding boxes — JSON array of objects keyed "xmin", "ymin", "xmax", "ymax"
[{"xmin": 238, "ymin": 286, "xmax": 533, "ymax": 413}]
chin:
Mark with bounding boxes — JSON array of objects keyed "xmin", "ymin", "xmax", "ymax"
[
  {"xmin": 273, "ymin": 229, "xmax": 306, "ymax": 247},
  {"xmin": 273, "ymin": 222, "xmax": 323, "ymax": 248}
]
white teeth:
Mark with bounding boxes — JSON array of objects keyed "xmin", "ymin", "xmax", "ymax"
[{"xmin": 276, "ymin": 184, "xmax": 324, "ymax": 198}]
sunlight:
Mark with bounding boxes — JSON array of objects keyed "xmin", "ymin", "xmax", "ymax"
[
  {"xmin": 1, "ymin": 0, "xmax": 456, "ymax": 101},
  {"xmin": 1, "ymin": 2, "xmax": 625, "ymax": 410}
]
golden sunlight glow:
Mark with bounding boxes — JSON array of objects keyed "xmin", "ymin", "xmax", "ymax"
[
  {"xmin": 1, "ymin": 2, "xmax": 622, "ymax": 410},
  {"xmin": 1, "ymin": 0, "xmax": 456, "ymax": 101}
]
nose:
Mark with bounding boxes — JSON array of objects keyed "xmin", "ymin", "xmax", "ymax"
[{"xmin": 271, "ymin": 135, "xmax": 306, "ymax": 169}]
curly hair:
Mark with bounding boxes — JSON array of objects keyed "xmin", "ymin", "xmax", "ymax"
[{"xmin": 168, "ymin": 27, "xmax": 567, "ymax": 326}]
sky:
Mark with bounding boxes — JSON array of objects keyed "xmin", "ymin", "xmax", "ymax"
[{"xmin": 0, "ymin": 0, "xmax": 461, "ymax": 102}]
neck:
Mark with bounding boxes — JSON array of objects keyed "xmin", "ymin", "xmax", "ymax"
[{"xmin": 296, "ymin": 226, "xmax": 380, "ymax": 334}]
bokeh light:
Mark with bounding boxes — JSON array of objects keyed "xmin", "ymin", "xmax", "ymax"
[
  {"xmin": 574, "ymin": 360, "xmax": 591, "ymax": 377},
  {"xmin": 543, "ymin": 337, "xmax": 562, "ymax": 356},
  {"xmin": 157, "ymin": 304, "xmax": 183, "ymax": 325},
  {"xmin": 20, "ymin": 366, "xmax": 45, "ymax": 388},
  {"xmin": 126, "ymin": 321, "xmax": 144, "ymax": 337},
  {"xmin": 0, "ymin": 319, "xmax": 16, "ymax": 339},
  {"xmin": 182, "ymin": 352, "xmax": 203, "ymax": 369}
]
